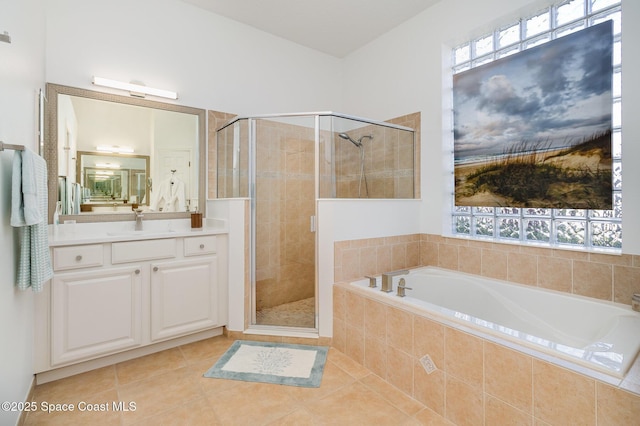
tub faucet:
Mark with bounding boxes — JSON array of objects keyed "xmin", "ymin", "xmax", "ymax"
[
  {"xmin": 134, "ymin": 209, "xmax": 144, "ymax": 231},
  {"xmin": 396, "ymin": 278, "xmax": 413, "ymax": 297},
  {"xmin": 633, "ymin": 294, "xmax": 640, "ymax": 312},
  {"xmin": 364, "ymin": 276, "xmax": 377, "ymax": 288},
  {"xmin": 381, "ymin": 269, "xmax": 409, "ymax": 293}
]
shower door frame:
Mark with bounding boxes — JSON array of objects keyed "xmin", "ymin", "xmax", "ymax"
[{"xmin": 248, "ymin": 114, "xmax": 321, "ymax": 332}]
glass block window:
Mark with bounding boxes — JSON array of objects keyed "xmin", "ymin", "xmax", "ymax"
[{"xmin": 451, "ymin": 0, "xmax": 622, "ymax": 250}]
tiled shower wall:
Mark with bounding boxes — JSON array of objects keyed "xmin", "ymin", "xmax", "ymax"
[
  {"xmin": 333, "ymin": 233, "xmax": 640, "ymax": 424},
  {"xmin": 332, "ymin": 112, "xmax": 421, "ymax": 199},
  {"xmin": 207, "ymin": 110, "xmax": 238, "ymax": 199}
]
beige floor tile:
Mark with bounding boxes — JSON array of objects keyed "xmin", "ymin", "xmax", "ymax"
[
  {"xmin": 326, "ymin": 347, "xmax": 371, "ymax": 379},
  {"xmin": 24, "ymin": 388, "xmax": 121, "ymax": 426},
  {"xmin": 266, "ymin": 408, "xmax": 316, "ymax": 426},
  {"xmin": 178, "ymin": 335, "xmax": 235, "ymax": 364},
  {"xmin": 186, "ymin": 357, "xmax": 244, "ymax": 396},
  {"xmin": 413, "ymin": 407, "xmax": 456, "ymax": 425},
  {"xmin": 118, "ymin": 367, "xmax": 204, "ymax": 425},
  {"xmin": 116, "ymin": 347, "xmax": 186, "ymax": 385},
  {"xmin": 360, "ymin": 373, "xmax": 424, "ymax": 416},
  {"xmin": 32, "ymin": 365, "xmax": 117, "ymax": 403},
  {"xmin": 28, "ymin": 342, "xmax": 453, "ymax": 425},
  {"xmin": 130, "ymin": 397, "xmax": 220, "ymax": 426},
  {"xmin": 304, "ymin": 381, "xmax": 412, "ymax": 425},
  {"xmin": 206, "ymin": 381, "xmax": 301, "ymax": 425},
  {"xmin": 285, "ymin": 359, "xmax": 356, "ymax": 402}
]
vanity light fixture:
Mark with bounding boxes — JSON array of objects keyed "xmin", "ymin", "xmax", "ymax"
[
  {"xmin": 95, "ymin": 163, "xmax": 121, "ymax": 169},
  {"xmin": 96, "ymin": 145, "xmax": 134, "ymax": 154},
  {"xmin": 92, "ymin": 76, "xmax": 178, "ymax": 100}
]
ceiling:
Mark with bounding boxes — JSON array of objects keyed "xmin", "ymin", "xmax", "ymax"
[{"xmin": 181, "ymin": 0, "xmax": 442, "ymax": 58}]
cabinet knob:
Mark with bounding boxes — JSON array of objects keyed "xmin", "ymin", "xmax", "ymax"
[
  {"xmin": 200, "ymin": 244, "xmax": 205, "ymax": 249},
  {"xmin": 75, "ymin": 255, "xmax": 82, "ymax": 261},
  {"xmin": 153, "ymin": 266, "xmax": 159, "ymax": 272},
  {"xmin": 135, "ymin": 269, "xmax": 140, "ymax": 274}
]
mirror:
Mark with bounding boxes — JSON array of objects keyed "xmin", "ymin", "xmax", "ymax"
[
  {"xmin": 44, "ymin": 83, "xmax": 206, "ymax": 223},
  {"xmin": 77, "ymin": 151, "xmax": 150, "ymax": 212}
]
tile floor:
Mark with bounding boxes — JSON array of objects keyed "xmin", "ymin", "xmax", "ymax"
[{"xmin": 23, "ymin": 335, "xmax": 452, "ymax": 425}]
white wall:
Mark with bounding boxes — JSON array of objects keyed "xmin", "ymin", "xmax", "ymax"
[
  {"xmin": 45, "ymin": 0, "xmax": 343, "ymax": 116},
  {"xmin": 342, "ymin": 0, "xmax": 640, "ymax": 255},
  {"xmin": 0, "ymin": 0, "xmax": 45, "ymax": 424},
  {"xmin": 317, "ymin": 199, "xmax": 422, "ymax": 336}
]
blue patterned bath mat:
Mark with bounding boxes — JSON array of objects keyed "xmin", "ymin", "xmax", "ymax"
[{"xmin": 203, "ymin": 340, "xmax": 328, "ymax": 388}]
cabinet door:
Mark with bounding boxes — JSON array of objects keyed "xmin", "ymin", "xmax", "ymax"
[
  {"xmin": 51, "ymin": 265, "xmax": 143, "ymax": 366},
  {"xmin": 150, "ymin": 256, "xmax": 218, "ymax": 342}
]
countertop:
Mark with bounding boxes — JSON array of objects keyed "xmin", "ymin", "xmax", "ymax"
[{"xmin": 48, "ymin": 218, "xmax": 228, "ymax": 247}]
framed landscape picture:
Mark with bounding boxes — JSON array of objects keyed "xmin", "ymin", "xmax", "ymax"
[{"xmin": 453, "ymin": 21, "xmax": 613, "ymax": 209}]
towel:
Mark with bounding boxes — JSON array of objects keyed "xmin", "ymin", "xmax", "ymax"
[{"xmin": 11, "ymin": 149, "xmax": 54, "ymax": 292}]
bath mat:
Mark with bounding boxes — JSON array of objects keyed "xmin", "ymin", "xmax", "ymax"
[{"xmin": 203, "ymin": 340, "xmax": 328, "ymax": 388}]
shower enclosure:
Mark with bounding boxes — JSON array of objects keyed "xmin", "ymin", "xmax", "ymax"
[{"xmin": 216, "ymin": 112, "xmax": 415, "ymax": 330}]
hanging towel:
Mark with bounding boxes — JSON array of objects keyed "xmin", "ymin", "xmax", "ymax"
[{"xmin": 10, "ymin": 149, "xmax": 54, "ymax": 292}]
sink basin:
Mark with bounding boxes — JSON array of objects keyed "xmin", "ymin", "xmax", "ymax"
[{"xmin": 106, "ymin": 229, "xmax": 176, "ymax": 237}]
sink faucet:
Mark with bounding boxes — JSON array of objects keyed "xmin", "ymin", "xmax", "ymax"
[
  {"xmin": 134, "ymin": 209, "xmax": 144, "ymax": 231},
  {"xmin": 381, "ymin": 269, "xmax": 409, "ymax": 293}
]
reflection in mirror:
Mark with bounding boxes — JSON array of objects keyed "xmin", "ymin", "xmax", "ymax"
[
  {"xmin": 75, "ymin": 151, "xmax": 150, "ymax": 213},
  {"xmin": 44, "ymin": 83, "xmax": 206, "ymax": 223}
]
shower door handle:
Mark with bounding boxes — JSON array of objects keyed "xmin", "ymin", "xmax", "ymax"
[{"xmin": 310, "ymin": 215, "xmax": 316, "ymax": 232}]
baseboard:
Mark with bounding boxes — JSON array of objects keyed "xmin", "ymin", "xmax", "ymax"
[
  {"xmin": 16, "ymin": 376, "xmax": 35, "ymax": 426},
  {"xmin": 35, "ymin": 327, "xmax": 223, "ymax": 384}
]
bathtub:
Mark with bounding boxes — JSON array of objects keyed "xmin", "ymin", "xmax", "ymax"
[{"xmin": 351, "ymin": 266, "xmax": 640, "ymax": 378}]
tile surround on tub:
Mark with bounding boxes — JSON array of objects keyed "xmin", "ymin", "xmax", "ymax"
[
  {"xmin": 334, "ymin": 281, "xmax": 640, "ymax": 425},
  {"xmin": 333, "ymin": 233, "xmax": 640, "ymax": 424},
  {"xmin": 336, "ymin": 232, "xmax": 640, "ymax": 307}
]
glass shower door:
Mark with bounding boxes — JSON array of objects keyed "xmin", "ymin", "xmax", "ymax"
[{"xmin": 252, "ymin": 116, "xmax": 317, "ymax": 329}]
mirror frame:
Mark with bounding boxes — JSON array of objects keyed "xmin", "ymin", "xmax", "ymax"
[{"xmin": 44, "ymin": 83, "xmax": 206, "ymax": 223}]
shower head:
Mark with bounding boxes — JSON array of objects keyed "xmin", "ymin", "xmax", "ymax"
[{"xmin": 338, "ymin": 132, "xmax": 361, "ymax": 147}]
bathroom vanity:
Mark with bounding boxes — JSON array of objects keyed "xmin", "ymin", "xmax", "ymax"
[{"xmin": 34, "ymin": 219, "xmax": 228, "ymax": 383}]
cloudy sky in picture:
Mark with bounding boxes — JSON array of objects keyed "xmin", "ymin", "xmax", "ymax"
[{"xmin": 453, "ymin": 21, "xmax": 612, "ymax": 162}]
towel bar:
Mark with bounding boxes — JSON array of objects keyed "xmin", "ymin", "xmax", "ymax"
[{"xmin": 0, "ymin": 141, "xmax": 25, "ymax": 151}]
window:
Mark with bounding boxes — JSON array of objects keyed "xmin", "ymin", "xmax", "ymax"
[{"xmin": 451, "ymin": 0, "xmax": 622, "ymax": 250}]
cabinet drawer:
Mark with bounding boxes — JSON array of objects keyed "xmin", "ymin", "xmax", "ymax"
[
  {"xmin": 184, "ymin": 235, "xmax": 217, "ymax": 256},
  {"xmin": 53, "ymin": 245, "xmax": 104, "ymax": 271},
  {"xmin": 112, "ymin": 239, "xmax": 176, "ymax": 264}
]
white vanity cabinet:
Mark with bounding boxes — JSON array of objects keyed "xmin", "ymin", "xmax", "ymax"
[
  {"xmin": 35, "ymin": 233, "xmax": 228, "ymax": 380},
  {"xmin": 50, "ymin": 263, "xmax": 144, "ymax": 366},
  {"xmin": 150, "ymin": 256, "xmax": 217, "ymax": 341}
]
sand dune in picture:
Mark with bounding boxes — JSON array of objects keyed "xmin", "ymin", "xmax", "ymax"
[{"xmin": 455, "ymin": 133, "xmax": 612, "ymax": 209}]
